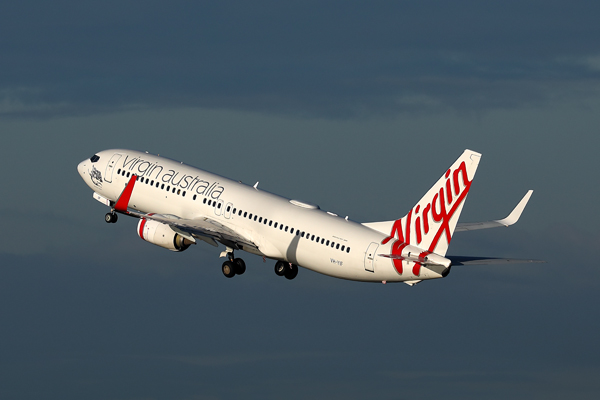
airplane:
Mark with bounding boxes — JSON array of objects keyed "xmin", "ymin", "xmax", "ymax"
[{"xmin": 77, "ymin": 149, "xmax": 536, "ymax": 286}]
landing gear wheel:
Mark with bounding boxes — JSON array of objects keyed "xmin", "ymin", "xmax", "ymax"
[
  {"xmin": 284, "ymin": 264, "xmax": 298, "ymax": 280},
  {"xmin": 105, "ymin": 212, "xmax": 118, "ymax": 223},
  {"xmin": 274, "ymin": 261, "xmax": 287, "ymax": 276},
  {"xmin": 222, "ymin": 261, "xmax": 236, "ymax": 278},
  {"xmin": 233, "ymin": 258, "xmax": 246, "ymax": 275}
]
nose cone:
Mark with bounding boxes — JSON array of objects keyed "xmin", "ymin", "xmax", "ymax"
[{"xmin": 77, "ymin": 160, "xmax": 88, "ymax": 179}]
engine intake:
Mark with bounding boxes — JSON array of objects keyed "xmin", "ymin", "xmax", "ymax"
[{"xmin": 137, "ymin": 219, "xmax": 193, "ymax": 252}]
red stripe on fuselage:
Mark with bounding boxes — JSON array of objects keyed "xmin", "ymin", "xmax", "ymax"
[{"xmin": 115, "ymin": 175, "xmax": 138, "ymax": 212}]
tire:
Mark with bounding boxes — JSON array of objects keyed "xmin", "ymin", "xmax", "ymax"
[
  {"xmin": 274, "ymin": 261, "xmax": 287, "ymax": 276},
  {"xmin": 285, "ymin": 264, "xmax": 298, "ymax": 280},
  {"xmin": 233, "ymin": 258, "xmax": 246, "ymax": 275},
  {"xmin": 105, "ymin": 213, "xmax": 117, "ymax": 223},
  {"xmin": 222, "ymin": 261, "xmax": 236, "ymax": 278}
]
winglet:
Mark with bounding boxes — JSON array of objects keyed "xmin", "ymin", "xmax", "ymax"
[
  {"xmin": 114, "ymin": 175, "xmax": 138, "ymax": 212},
  {"xmin": 495, "ymin": 190, "xmax": 533, "ymax": 227}
]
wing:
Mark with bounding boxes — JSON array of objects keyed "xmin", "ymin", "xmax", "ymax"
[
  {"xmin": 455, "ymin": 190, "xmax": 533, "ymax": 232},
  {"xmin": 97, "ymin": 174, "xmax": 260, "ymax": 252},
  {"xmin": 128, "ymin": 210, "xmax": 260, "ymax": 252}
]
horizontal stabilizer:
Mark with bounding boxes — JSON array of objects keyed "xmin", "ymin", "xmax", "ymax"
[
  {"xmin": 449, "ymin": 256, "xmax": 545, "ymax": 266},
  {"xmin": 455, "ymin": 190, "xmax": 533, "ymax": 232},
  {"xmin": 379, "ymin": 252, "xmax": 451, "ymax": 267}
]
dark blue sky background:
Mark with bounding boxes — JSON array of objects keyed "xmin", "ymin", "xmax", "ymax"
[{"xmin": 1, "ymin": 2, "xmax": 599, "ymax": 399}]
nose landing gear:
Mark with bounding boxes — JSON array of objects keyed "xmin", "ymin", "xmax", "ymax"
[{"xmin": 105, "ymin": 212, "xmax": 118, "ymax": 223}]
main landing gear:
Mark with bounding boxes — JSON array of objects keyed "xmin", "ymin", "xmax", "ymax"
[
  {"xmin": 221, "ymin": 252, "xmax": 246, "ymax": 278},
  {"xmin": 105, "ymin": 212, "xmax": 118, "ymax": 223},
  {"xmin": 274, "ymin": 261, "xmax": 298, "ymax": 280}
]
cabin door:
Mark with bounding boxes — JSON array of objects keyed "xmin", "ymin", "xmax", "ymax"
[
  {"xmin": 104, "ymin": 153, "xmax": 122, "ymax": 183},
  {"xmin": 364, "ymin": 242, "xmax": 379, "ymax": 272}
]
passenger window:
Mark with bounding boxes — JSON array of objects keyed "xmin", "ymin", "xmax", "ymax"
[
  {"xmin": 117, "ymin": 169, "xmax": 121, "ymax": 174},
  {"xmin": 301, "ymin": 232, "xmax": 305, "ymax": 238},
  {"xmin": 244, "ymin": 212, "xmax": 248, "ymax": 217},
  {"xmin": 177, "ymin": 189, "xmax": 181, "ymax": 195},
  {"xmin": 193, "ymin": 195, "xmax": 197, "ymax": 200},
  {"xmin": 203, "ymin": 198, "xmax": 207, "ymax": 204},
  {"xmin": 218, "ymin": 203, "xmax": 221, "ymax": 209},
  {"xmin": 208, "ymin": 200, "xmax": 212, "ymax": 205},
  {"xmin": 326, "ymin": 240, "xmax": 330, "ymax": 246},
  {"xmin": 227, "ymin": 206, "xmax": 231, "ymax": 212},
  {"xmin": 336, "ymin": 244, "xmax": 340, "ymax": 249},
  {"xmin": 167, "ymin": 186, "xmax": 170, "ymax": 191},
  {"xmin": 161, "ymin": 184, "xmax": 164, "ymax": 189},
  {"xmin": 232, "ymin": 208, "xmax": 236, "ymax": 213},
  {"xmin": 254, "ymin": 215, "xmax": 257, "ymax": 221},
  {"xmin": 341, "ymin": 245, "xmax": 345, "ymax": 251},
  {"xmin": 269, "ymin": 221, "xmax": 273, "ymax": 227},
  {"xmin": 127, "ymin": 172, "xmax": 130, "ymax": 177},
  {"xmin": 346, "ymin": 247, "xmax": 350, "ymax": 253},
  {"xmin": 331, "ymin": 242, "xmax": 335, "ymax": 248},
  {"xmin": 183, "ymin": 191, "xmax": 186, "ymax": 197},
  {"xmin": 151, "ymin": 180, "xmax": 154, "ymax": 185},
  {"xmin": 311, "ymin": 235, "xmax": 315, "ymax": 241},
  {"xmin": 259, "ymin": 217, "xmax": 263, "ymax": 223},
  {"xmin": 238, "ymin": 210, "xmax": 242, "ymax": 216}
]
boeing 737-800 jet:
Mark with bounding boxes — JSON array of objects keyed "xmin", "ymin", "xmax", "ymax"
[{"xmin": 77, "ymin": 149, "xmax": 534, "ymax": 285}]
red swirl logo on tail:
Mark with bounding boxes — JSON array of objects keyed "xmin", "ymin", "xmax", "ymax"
[{"xmin": 382, "ymin": 161, "xmax": 473, "ymax": 275}]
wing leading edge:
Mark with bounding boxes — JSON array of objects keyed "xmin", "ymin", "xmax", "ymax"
[{"xmin": 99, "ymin": 174, "xmax": 260, "ymax": 253}]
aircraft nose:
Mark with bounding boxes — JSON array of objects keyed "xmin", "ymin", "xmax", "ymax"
[{"xmin": 77, "ymin": 160, "xmax": 87, "ymax": 178}]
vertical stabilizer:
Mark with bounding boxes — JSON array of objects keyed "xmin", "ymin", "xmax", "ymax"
[{"xmin": 374, "ymin": 150, "xmax": 481, "ymax": 256}]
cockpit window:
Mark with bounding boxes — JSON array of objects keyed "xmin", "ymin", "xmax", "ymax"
[{"xmin": 90, "ymin": 155, "xmax": 100, "ymax": 163}]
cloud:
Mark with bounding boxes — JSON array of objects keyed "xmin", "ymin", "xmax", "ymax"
[{"xmin": 2, "ymin": 1, "xmax": 600, "ymax": 118}]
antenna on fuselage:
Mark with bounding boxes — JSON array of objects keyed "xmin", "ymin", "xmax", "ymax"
[{"xmin": 253, "ymin": 181, "xmax": 259, "ymax": 189}]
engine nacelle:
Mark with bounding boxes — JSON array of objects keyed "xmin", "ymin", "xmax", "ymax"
[{"xmin": 137, "ymin": 219, "xmax": 193, "ymax": 252}]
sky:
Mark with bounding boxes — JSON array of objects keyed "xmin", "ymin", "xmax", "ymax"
[{"xmin": 1, "ymin": 1, "xmax": 600, "ymax": 399}]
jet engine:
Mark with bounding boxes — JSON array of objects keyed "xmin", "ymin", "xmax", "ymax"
[{"xmin": 137, "ymin": 219, "xmax": 193, "ymax": 252}]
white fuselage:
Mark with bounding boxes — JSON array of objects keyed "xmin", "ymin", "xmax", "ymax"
[{"xmin": 78, "ymin": 149, "xmax": 447, "ymax": 283}]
